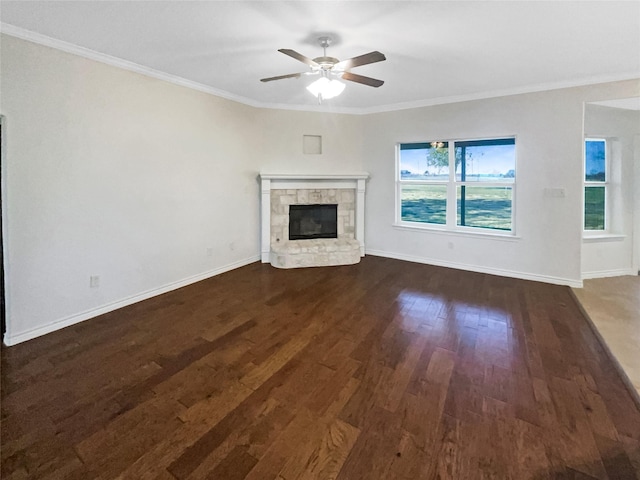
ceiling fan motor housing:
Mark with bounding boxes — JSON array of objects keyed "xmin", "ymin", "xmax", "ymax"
[{"xmin": 313, "ymin": 56, "xmax": 340, "ymax": 70}]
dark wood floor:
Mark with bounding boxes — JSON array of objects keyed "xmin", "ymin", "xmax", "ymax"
[{"xmin": 2, "ymin": 256, "xmax": 639, "ymax": 479}]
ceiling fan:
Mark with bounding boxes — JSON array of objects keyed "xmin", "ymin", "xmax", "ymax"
[{"xmin": 260, "ymin": 36, "xmax": 386, "ymax": 102}]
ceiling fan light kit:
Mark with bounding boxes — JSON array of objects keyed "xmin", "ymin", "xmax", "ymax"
[
  {"xmin": 260, "ymin": 36, "xmax": 386, "ymax": 104},
  {"xmin": 306, "ymin": 77, "xmax": 345, "ymax": 102}
]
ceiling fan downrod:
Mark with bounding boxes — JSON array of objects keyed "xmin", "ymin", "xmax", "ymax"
[{"xmin": 314, "ymin": 36, "xmax": 339, "ymax": 71}]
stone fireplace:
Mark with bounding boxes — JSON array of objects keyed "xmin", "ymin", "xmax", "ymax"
[{"xmin": 260, "ymin": 173, "xmax": 368, "ymax": 268}]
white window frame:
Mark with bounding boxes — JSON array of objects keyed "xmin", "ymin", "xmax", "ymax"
[
  {"xmin": 396, "ymin": 136, "xmax": 517, "ymax": 236},
  {"xmin": 583, "ymin": 137, "xmax": 608, "ymax": 233}
]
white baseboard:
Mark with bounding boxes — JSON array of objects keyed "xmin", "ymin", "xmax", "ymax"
[
  {"xmin": 3, "ymin": 255, "xmax": 260, "ymax": 346},
  {"xmin": 366, "ymin": 249, "xmax": 583, "ymax": 288},
  {"xmin": 582, "ymin": 268, "xmax": 636, "ymax": 280}
]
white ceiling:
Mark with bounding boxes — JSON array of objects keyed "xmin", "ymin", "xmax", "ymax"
[{"xmin": 1, "ymin": 1, "xmax": 639, "ymax": 113}]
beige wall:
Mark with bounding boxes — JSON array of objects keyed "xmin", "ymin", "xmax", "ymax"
[
  {"xmin": 0, "ymin": 35, "xmax": 363, "ymax": 344},
  {"xmin": 1, "ymin": 32, "xmax": 639, "ymax": 344},
  {"xmin": 256, "ymin": 108, "xmax": 364, "ymax": 174},
  {"xmin": 0, "ymin": 35, "xmax": 261, "ymax": 343},
  {"xmin": 582, "ymin": 104, "xmax": 640, "ymax": 277},
  {"xmin": 362, "ymin": 81, "xmax": 640, "ymax": 285}
]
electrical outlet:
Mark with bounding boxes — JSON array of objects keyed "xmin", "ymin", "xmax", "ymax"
[
  {"xmin": 448, "ymin": 242, "xmax": 454, "ymax": 250},
  {"xmin": 544, "ymin": 187, "xmax": 565, "ymax": 198},
  {"xmin": 206, "ymin": 248, "xmax": 213, "ymax": 257},
  {"xmin": 90, "ymin": 275, "xmax": 100, "ymax": 288}
]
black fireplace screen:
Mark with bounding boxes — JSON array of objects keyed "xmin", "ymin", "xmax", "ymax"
[{"xmin": 289, "ymin": 204, "xmax": 338, "ymax": 240}]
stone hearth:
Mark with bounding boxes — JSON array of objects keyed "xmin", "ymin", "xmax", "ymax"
[
  {"xmin": 271, "ymin": 238, "xmax": 362, "ymax": 269},
  {"xmin": 260, "ymin": 173, "xmax": 368, "ymax": 268}
]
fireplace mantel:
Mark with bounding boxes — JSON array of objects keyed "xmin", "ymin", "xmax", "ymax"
[
  {"xmin": 259, "ymin": 172, "xmax": 369, "ymax": 264},
  {"xmin": 260, "ymin": 172, "xmax": 369, "ymax": 181}
]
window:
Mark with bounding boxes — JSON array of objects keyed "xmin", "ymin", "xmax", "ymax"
[
  {"xmin": 584, "ymin": 138, "xmax": 606, "ymax": 231},
  {"xmin": 398, "ymin": 142, "xmax": 449, "ymax": 225},
  {"xmin": 397, "ymin": 137, "xmax": 516, "ymax": 233}
]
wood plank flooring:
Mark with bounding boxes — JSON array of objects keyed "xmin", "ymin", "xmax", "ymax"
[{"xmin": 2, "ymin": 256, "xmax": 639, "ymax": 479}]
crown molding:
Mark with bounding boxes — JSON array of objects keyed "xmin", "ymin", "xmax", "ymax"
[
  {"xmin": 0, "ymin": 23, "xmax": 265, "ymax": 108},
  {"xmin": 251, "ymin": 72, "xmax": 640, "ymax": 114},
  {"xmin": 2, "ymin": 23, "xmax": 639, "ymax": 116},
  {"xmin": 353, "ymin": 73, "xmax": 640, "ymax": 115}
]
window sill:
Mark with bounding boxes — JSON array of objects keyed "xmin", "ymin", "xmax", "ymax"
[
  {"xmin": 583, "ymin": 233, "xmax": 626, "ymax": 243},
  {"xmin": 393, "ymin": 223, "xmax": 521, "ymax": 242}
]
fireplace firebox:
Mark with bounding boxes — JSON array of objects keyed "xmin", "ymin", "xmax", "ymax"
[{"xmin": 289, "ymin": 204, "xmax": 338, "ymax": 240}]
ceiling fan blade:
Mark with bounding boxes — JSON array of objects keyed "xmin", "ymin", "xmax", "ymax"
[
  {"xmin": 278, "ymin": 49, "xmax": 319, "ymax": 67},
  {"xmin": 260, "ymin": 72, "xmax": 304, "ymax": 82},
  {"xmin": 335, "ymin": 51, "xmax": 386, "ymax": 70},
  {"xmin": 341, "ymin": 72, "xmax": 384, "ymax": 88}
]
